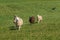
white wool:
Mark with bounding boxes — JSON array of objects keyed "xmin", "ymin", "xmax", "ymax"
[
  {"xmin": 16, "ymin": 17, "xmax": 20, "ymax": 20},
  {"xmin": 13, "ymin": 16, "xmax": 23, "ymax": 30},
  {"xmin": 37, "ymin": 15, "xmax": 42, "ymax": 23},
  {"xmin": 17, "ymin": 18, "xmax": 23, "ymax": 26}
]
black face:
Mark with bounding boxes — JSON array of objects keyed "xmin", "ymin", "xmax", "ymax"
[{"xmin": 14, "ymin": 15, "xmax": 17, "ymax": 19}]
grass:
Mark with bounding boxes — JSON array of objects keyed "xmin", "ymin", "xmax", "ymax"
[{"xmin": 0, "ymin": 0, "xmax": 60, "ymax": 40}]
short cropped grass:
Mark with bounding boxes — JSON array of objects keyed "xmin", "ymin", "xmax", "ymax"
[{"xmin": 0, "ymin": 0, "xmax": 60, "ymax": 40}]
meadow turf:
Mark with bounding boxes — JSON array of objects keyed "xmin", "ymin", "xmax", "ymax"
[{"xmin": 0, "ymin": 0, "xmax": 60, "ymax": 40}]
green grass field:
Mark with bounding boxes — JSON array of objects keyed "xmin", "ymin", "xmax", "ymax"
[{"xmin": 0, "ymin": 0, "xmax": 60, "ymax": 40}]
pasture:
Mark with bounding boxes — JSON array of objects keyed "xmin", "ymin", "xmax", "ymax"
[{"xmin": 0, "ymin": 0, "xmax": 60, "ymax": 40}]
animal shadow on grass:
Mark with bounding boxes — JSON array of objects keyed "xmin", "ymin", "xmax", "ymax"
[{"xmin": 9, "ymin": 26, "xmax": 18, "ymax": 30}]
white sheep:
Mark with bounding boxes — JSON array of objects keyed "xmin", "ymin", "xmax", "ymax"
[
  {"xmin": 13, "ymin": 16, "xmax": 23, "ymax": 30},
  {"xmin": 37, "ymin": 15, "xmax": 42, "ymax": 23}
]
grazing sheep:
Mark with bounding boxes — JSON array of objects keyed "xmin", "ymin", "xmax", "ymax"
[
  {"xmin": 37, "ymin": 15, "xmax": 42, "ymax": 23},
  {"xmin": 29, "ymin": 16, "xmax": 35, "ymax": 24},
  {"xmin": 13, "ymin": 16, "xmax": 23, "ymax": 30}
]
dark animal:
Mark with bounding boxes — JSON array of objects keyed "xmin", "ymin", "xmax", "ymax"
[{"xmin": 29, "ymin": 16, "xmax": 35, "ymax": 24}]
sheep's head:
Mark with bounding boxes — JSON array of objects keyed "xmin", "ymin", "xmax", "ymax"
[
  {"xmin": 14, "ymin": 15, "xmax": 17, "ymax": 17},
  {"xmin": 37, "ymin": 15, "xmax": 40, "ymax": 17}
]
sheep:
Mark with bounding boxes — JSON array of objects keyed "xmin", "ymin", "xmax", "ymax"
[
  {"xmin": 13, "ymin": 16, "xmax": 23, "ymax": 30},
  {"xmin": 37, "ymin": 15, "xmax": 42, "ymax": 23},
  {"xmin": 29, "ymin": 16, "xmax": 35, "ymax": 24}
]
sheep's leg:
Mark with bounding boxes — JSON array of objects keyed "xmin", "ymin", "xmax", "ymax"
[
  {"xmin": 40, "ymin": 20, "xmax": 42, "ymax": 22},
  {"xmin": 38, "ymin": 21, "xmax": 39, "ymax": 23},
  {"xmin": 39, "ymin": 18, "xmax": 42, "ymax": 23},
  {"xmin": 19, "ymin": 26, "xmax": 21, "ymax": 30},
  {"xmin": 38, "ymin": 20, "xmax": 40, "ymax": 23},
  {"xmin": 16, "ymin": 25, "xmax": 19, "ymax": 30}
]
